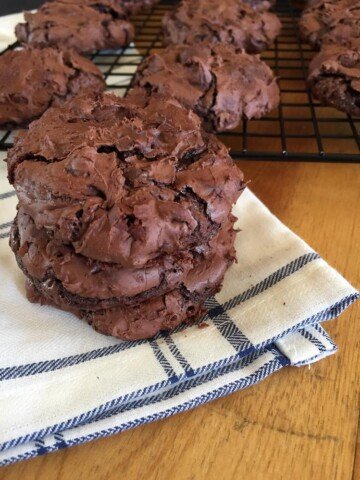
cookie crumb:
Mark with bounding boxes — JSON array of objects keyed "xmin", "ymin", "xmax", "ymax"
[{"xmin": 198, "ymin": 322, "xmax": 210, "ymax": 329}]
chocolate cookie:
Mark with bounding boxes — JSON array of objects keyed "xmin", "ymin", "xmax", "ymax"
[
  {"xmin": 162, "ymin": 0, "xmax": 282, "ymax": 54},
  {"xmin": 300, "ymin": 0, "xmax": 360, "ymax": 50},
  {"xmin": 308, "ymin": 44, "xmax": 360, "ymax": 116},
  {"xmin": 15, "ymin": 0, "xmax": 134, "ymax": 54},
  {"xmin": 7, "ymin": 92, "xmax": 245, "ymax": 340},
  {"xmin": 131, "ymin": 43, "xmax": 280, "ymax": 132},
  {"xmin": 0, "ymin": 47, "xmax": 105, "ymax": 128}
]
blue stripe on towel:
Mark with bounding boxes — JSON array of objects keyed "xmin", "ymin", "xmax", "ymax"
[
  {"xmin": 0, "ymin": 191, "xmax": 15, "ymax": 200},
  {"xmin": 0, "ymin": 347, "xmax": 287, "ymax": 462},
  {"xmin": 149, "ymin": 340, "xmax": 178, "ymax": 380}
]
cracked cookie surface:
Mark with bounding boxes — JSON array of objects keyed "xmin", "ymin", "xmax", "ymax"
[
  {"xmin": 131, "ymin": 43, "xmax": 280, "ymax": 132},
  {"xmin": 0, "ymin": 46, "xmax": 105, "ymax": 128},
  {"xmin": 308, "ymin": 44, "xmax": 360, "ymax": 116},
  {"xmin": 299, "ymin": 0, "xmax": 360, "ymax": 49},
  {"xmin": 7, "ymin": 92, "xmax": 245, "ymax": 340},
  {"xmin": 162, "ymin": 0, "xmax": 281, "ymax": 54},
  {"xmin": 15, "ymin": 0, "xmax": 134, "ymax": 54}
]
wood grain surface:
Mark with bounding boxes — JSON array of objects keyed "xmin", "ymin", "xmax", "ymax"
[{"xmin": 0, "ymin": 160, "xmax": 359, "ymax": 480}]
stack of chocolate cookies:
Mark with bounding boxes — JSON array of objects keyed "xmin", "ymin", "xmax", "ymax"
[
  {"xmin": 4, "ymin": 1, "xmax": 273, "ymax": 340},
  {"xmin": 300, "ymin": 0, "xmax": 360, "ymax": 116},
  {"xmin": 8, "ymin": 93, "xmax": 245, "ymax": 340}
]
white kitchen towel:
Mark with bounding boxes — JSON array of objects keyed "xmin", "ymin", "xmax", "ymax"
[
  {"xmin": 0, "ymin": 149, "xmax": 358, "ymax": 465},
  {"xmin": 0, "ymin": 12, "xmax": 26, "ymax": 50}
]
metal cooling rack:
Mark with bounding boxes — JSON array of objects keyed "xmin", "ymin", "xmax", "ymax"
[{"xmin": 0, "ymin": 0, "xmax": 359, "ymax": 162}]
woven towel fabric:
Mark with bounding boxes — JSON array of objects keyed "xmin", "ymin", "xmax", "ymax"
[
  {"xmin": 0, "ymin": 143, "xmax": 358, "ymax": 465},
  {"xmin": 0, "ymin": 12, "xmax": 22, "ymax": 50}
]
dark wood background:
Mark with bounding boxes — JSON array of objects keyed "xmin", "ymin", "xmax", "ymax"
[{"xmin": 0, "ymin": 1, "xmax": 42, "ymax": 15}]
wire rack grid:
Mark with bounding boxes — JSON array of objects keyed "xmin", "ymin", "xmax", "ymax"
[{"xmin": 0, "ymin": 0, "xmax": 359, "ymax": 163}]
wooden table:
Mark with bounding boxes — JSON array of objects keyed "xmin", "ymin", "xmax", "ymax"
[{"xmin": 1, "ymin": 160, "xmax": 359, "ymax": 480}]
